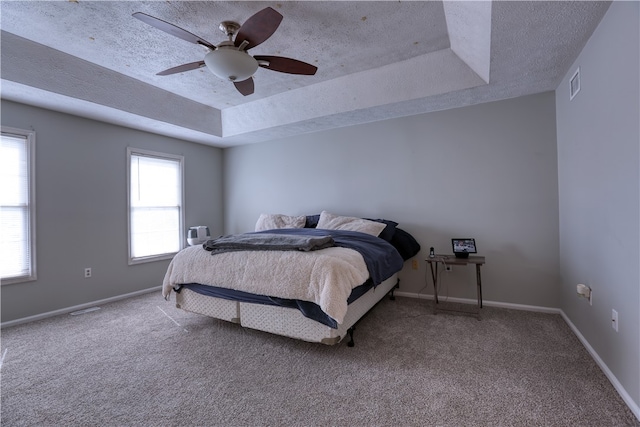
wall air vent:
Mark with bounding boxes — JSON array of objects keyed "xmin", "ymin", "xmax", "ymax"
[{"xmin": 570, "ymin": 67, "xmax": 580, "ymax": 100}]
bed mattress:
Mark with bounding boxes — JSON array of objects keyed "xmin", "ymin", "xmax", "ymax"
[{"xmin": 175, "ymin": 273, "xmax": 398, "ymax": 344}]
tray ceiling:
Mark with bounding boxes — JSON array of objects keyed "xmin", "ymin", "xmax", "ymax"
[{"xmin": 0, "ymin": 1, "xmax": 610, "ymax": 147}]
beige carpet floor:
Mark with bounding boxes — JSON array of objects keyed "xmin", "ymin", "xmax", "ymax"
[{"xmin": 1, "ymin": 291, "xmax": 638, "ymax": 426}]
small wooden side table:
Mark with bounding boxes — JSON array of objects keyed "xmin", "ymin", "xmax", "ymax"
[{"xmin": 426, "ymin": 254, "xmax": 486, "ymax": 320}]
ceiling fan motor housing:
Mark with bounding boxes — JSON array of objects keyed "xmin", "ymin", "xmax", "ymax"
[{"xmin": 204, "ymin": 43, "xmax": 258, "ymax": 82}]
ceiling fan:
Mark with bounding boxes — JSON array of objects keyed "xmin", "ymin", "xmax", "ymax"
[{"xmin": 132, "ymin": 7, "xmax": 317, "ymax": 96}]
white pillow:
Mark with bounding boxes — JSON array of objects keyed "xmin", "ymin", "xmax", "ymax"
[
  {"xmin": 316, "ymin": 211, "xmax": 386, "ymax": 237},
  {"xmin": 255, "ymin": 213, "xmax": 306, "ymax": 232}
]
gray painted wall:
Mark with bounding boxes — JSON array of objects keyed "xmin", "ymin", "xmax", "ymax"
[
  {"xmin": 556, "ymin": 0, "xmax": 640, "ymax": 410},
  {"xmin": 0, "ymin": 1, "xmax": 636, "ymax": 416},
  {"xmin": 224, "ymin": 92, "xmax": 560, "ymax": 308},
  {"xmin": 1, "ymin": 100, "xmax": 224, "ymax": 322}
]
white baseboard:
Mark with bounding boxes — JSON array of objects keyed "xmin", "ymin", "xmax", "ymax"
[
  {"xmin": 394, "ymin": 291, "xmax": 561, "ymax": 314},
  {"xmin": 395, "ymin": 291, "xmax": 639, "ymax": 421},
  {"xmin": 1, "ymin": 286, "xmax": 162, "ymax": 329},
  {"xmin": 559, "ymin": 310, "xmax": 640, "ymax": 421}
]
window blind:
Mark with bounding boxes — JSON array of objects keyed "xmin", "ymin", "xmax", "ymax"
[
  {"xmin": 129, "ymin": 152, "xmax": 182, "ymax": 260},
  {"xmin": 1, "ymin": 132, "xmax": 34, "ymax": 281}
]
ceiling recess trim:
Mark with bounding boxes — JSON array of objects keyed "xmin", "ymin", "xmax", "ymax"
[
  {"xmin": 223, "ymin": 48, "xmax": 488, "ymax": 138},
  {"xmin": 443, "ymin": 1, "xmax": 492, "ymax": 84}
]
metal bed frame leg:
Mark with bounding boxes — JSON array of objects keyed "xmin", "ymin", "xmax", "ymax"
[
  {"xmin": 346, "ymin": 279, "xmax": 400, "ymax": 347},
  {"xmin": 347, "ymin": 326, "xmax": 355, "ymax": 347},
  {"xmin": 389, "ymin": 279, "xmax": 400, "ymax": 300}
]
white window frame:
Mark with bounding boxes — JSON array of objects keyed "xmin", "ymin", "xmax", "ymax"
[
  {"xmin": 1, "ymin": 126, "xmax": 37, "ymax": 284},
  {"xmin": 127, "ymin": 147, "xmax": 184, "ymax": 265}
]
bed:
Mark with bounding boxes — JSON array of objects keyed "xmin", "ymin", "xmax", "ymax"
[{"xmin": 162, "ymin": 211, "xmax": 420, "ymax": 345}]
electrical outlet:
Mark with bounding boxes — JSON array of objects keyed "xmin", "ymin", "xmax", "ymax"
[
  {"xmin": 611, "ymin": 309, "xmax": 618, "ymax": 332},
  {"xmin": 411, "ymin": 259, "xmax": 418, "ymax": 270},
  {"xmin": 84, "ymin": 268, "xmax": 92, "ymax": 278}
]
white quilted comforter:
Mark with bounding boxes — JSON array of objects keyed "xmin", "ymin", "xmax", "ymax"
[{"xmin": 162, "ymin": 245, "xmax": 369, "ymax": 324}]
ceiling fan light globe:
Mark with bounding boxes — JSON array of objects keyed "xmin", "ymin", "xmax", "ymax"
[{"xmin": 204, "ymin": 49, "xmax": 258, "ymax": 82}]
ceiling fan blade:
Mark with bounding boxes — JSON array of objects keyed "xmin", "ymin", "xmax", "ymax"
[
  {"xmin": 254, "ymin": 56, "xmax": 318, "ymax": 75},
  {"xmin": 156, "ymin": 61, "xmax": 206, "ymax": 76},
  {"xmin": 234, "ymin": 78, "xmax": 254, "ymax": 96},
  {"xmin": 234, "ymin": 7, "xmax": 283, "ymax": 50},
  {"xmin": 132, "ymin": 12, "xmax": 216, "ymax": 50}
]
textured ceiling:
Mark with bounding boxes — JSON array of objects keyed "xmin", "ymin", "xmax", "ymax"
[{"xmin": 1, "ymin": 1, "xmax": 611, "ymax": 147}]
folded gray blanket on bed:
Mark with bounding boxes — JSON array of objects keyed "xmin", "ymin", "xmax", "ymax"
[{"xmin": 203, "ymin": 233, "xmax": 335, "ymax": 255}]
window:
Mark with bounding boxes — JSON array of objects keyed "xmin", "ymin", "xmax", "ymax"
[
  {"xmin": 1, "ymin": 127, "xmax": 36, "ymax": 284},
  {"xmin": 127, "ymin": 148, "xmax": 184, "ymax": 264}
]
